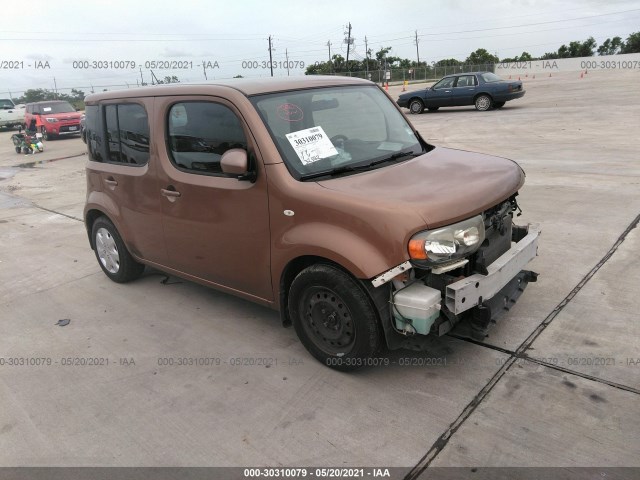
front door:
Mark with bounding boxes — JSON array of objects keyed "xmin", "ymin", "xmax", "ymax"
[
  {"xmin": 154, "ymin": 97, "xmax": 273, "ymax": 302},
  {"xmin": 428, "ymin": 77, "xmax": 455, "ymax": 107}
]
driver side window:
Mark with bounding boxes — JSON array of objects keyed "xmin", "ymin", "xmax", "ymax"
[
  {"xmin": 434, "ymin": 77, "xmax": 455, "ymax": 89},
  {"xmin": 167, "ymin": 102, "xmax": 247, "ymax": 177}
]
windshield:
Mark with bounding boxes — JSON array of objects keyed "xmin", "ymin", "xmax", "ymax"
[
  {"xmin": 480, "ymin": 72, "xmax": 502, "ymax": 83},
  {"xmin": 251, "ymin": 85, "xmax": 425, "ymax": 180},
  {"xmin": 0, "ymin": 99, "xmax": 15, "ymax": 109},
  {"xmin": 40, "ymin": 102, "xmax": 76, "ymax": 114}
]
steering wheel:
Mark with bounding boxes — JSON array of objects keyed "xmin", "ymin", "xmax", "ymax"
[{"xmin": 330, "ymin": 135, "xmax": 349, "ymax": 145}]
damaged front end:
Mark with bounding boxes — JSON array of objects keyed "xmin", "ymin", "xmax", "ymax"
[{"xmin": 372, "ymin": 196, "xmax": 540, "ymax": 349}]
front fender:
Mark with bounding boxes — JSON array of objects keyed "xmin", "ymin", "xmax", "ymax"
[{"xmin": 273, "ymin": 222, "xmax": 395, "ymax": 282}]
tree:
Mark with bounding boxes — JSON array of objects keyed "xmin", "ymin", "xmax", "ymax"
[
  {"xmin": 557, "ymin": 37, "xmax": 596, "ymax": 58},
  {"xmin": 156, "ymin": 75, "xmax": 180, "ymax": 84},
  {"xmin": 620, "ymin": 31, "xmax": 640, "ymax": 53},
  {"xmin": 598, "ymin": 37, "xmax": 623, "ymax": 55},
  {"xmin": 500, "ymin": 52, "xmax": 534, "ymax": 63},
  {"xmin": 375, "ymin": 47, "xmax": 392, "ymax": 63},
  {"xmin": 434, "ymin": 58, "xmax": 461, "ymax": 66},
  {"xmin": 465, "ymin": 48, "xmax": 499, "ymax": 65}
]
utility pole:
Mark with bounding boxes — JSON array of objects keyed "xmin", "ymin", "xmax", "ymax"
[
  {"xmin": 414, "ymin": 30, "xmax": 420, "ymax": 67},
  {"xmin": 268, "ymin": 35, "xmax": 274, "ymax": 77},
  {"xmin": 327, "ymin": 40, "xmax": 332, "ymax": 73},
  {"xmin": 344, "ymin": 22, "xmax": 352, "ymax": 75},
  {"xmin": 203, "ymin": 63, "xmax": 208, "ymax": 80},
  {"xmin": 53, "ymin": 77, "xmax": 58, "ymax": 99},
  {"xmin": 364, "ymin": 36, "xmax": 369, "ymax": 78},
  {"xmin": 285, "ymin": 48, "xmax": 290, "ymax": 76},
  {"xmin": 139, "ymin": 67, "xmax": 144, "ymax": 86}
]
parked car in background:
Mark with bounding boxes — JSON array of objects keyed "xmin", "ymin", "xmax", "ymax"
[
  {"xmin": 0, "ymin": 98, "xmax": 25, "ymax": 129},
  {"xmin": 397, "ymin": 72, "xmax": 525, "ymax": 113},
  {"xmin": 24, "ymin": 100, "xmax": 82, "ymax": 140}
]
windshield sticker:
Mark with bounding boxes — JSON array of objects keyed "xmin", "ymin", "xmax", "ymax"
[
  {"xmin": 43, "ymin": 107, "xmax": 52, "ymax": 112},
  {"xmin": 377, "ymin": 142, "xmax": 403, "ymax": 151},
  {"xmin": 286, "ymin": 126, "xmax": 338, "ymax": 165},
  {"xmin": 277, "ymin": 103, "xmax": 304, "ymax": 122}
]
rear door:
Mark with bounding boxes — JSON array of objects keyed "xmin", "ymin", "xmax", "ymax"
[
  {"xmin": 85, "ymin": 100, "xmax": 167, "ymax": 265},
  {"xmin": 453, "ymin": 75, "xmax": 478, "ymax": 106},
  {"xmin": 154, "ymin": 96, "xmax": 272, "ymax": 302}
]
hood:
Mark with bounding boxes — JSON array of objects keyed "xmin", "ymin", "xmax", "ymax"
[
  {"xmin": 44, "ymin": 112, "xmax": 82, "ymax": 119},
  {"xmin": 317, "ymin": 147, "xmax": 525, "ymax": 229}
]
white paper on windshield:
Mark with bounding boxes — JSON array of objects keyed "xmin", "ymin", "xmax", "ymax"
[
  {"xmin": 43, "ymin": 107, "xmax": 52, "ymax": 112},
  {"xmin": 285, "ymin": 126, "xmax": 338, "ymax": 165}
]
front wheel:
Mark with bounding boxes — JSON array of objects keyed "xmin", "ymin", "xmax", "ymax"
[
  {"xmin": 40, "ymin": 126, "xmax": 50, "ymax": 141},
  {"xmin": 91, "ymin": 216, "xmax": 145, "ymax": 283},
  {"xmin": 288, "ymin": 264, "xmax": 382, "ymax": 371},
  {"xmin": 409, "ymin": 99, "xmax": 424, "ymax": 114},
  {"xmin": 475, "ymin": 94, "xmax": 493, "ymax": 111}
]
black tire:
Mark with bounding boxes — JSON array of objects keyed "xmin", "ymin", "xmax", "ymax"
[
  {"xmin": 475, "ymin": 94, "xmax": 493, "ymax": 111},
  {"xmin": 15, "ymin": 146, "xmax": 21, "ymax": 154},
  {"xmin": 493, "ymin": 101, "xmax": 505, "ymax": 109},
  {"xmin": 91, "ymin": 216, "xmax": 144, "ymax": 283},
  {"xmin": 40, "ymin": 126, "xmax": 50, "ymax": 141},
  {"xmin": 288, "ymin": 264, "xmax": 382, "ymax": 371},
  {"xmin": 427, "ymin": 107, "xmax": 439, "ymax": 111},
  {"xmin": 408, "ymin": 99, "xmax": 424, "ymax": 114}
]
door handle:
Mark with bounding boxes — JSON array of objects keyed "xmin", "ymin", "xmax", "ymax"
[
  {"xmin": 104, "ymin": 177, "xmax": 118, "ymax": 186},
  {"xmin": 161, "ymin": 187, "xmax": 181, "ymax": 198}
]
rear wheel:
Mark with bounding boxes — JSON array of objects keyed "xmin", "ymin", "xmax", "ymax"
[
  {"xmin": 91, "ymin": 216, "xmax": 145, "ymax": 283},
  {"xmin": 409, "ymin": 99, "xmax": 424, "ymax": 114},
  {"xmin": 475, "ymin": 94, "xmax": 493, "ymax": 111},
  {"xmin": 15, "ymin": 146, "xmax": 21, "ymax": 154},
  {"xmin": 493, "ymin": 101, "xmax": 505, "ymax": 109},
  {"xmin": 288, "ymin": 264, "xmax": 382, "ymax": 371}
]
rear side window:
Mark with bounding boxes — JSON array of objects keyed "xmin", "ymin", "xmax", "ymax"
[
  {"xmin": 167, "ymin": 101, "xmax": 247, "ymax": 176},
  {"xmin": 85, "ymin": 105, "xmax": 104, "ymax": 163},
  {"xmin": 104, "ymin": 104, "xmax": 150, "ymax": 165}
]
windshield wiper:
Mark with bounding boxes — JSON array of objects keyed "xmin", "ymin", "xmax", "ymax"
[
  {"xmin": 300, "ymin": 151, "xmax": 421, "ymax": 181},
  {"xmin": 365, "ymin": 150, "xmax": 420, "ymax": 168}
]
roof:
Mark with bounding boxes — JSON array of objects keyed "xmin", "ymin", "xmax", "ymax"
[
  {"xmin": 85, "ymin": 76, "xmax": 372, "ymax": 102},
  {"xmin": 442, "ymin": 71, "xmax": 490, "ymax": 77},
  {"xmin": 25, "ymin": 100, "xmax": 71, "ymax": 105}
]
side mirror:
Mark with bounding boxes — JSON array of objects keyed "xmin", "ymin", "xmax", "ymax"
[{"xmin": 220, "ymin": 148, "xmax": 248, "ymax": 176}]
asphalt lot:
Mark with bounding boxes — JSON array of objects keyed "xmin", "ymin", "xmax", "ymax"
[{"xmin": 0, "ymin": 70, "xmax": 639, "ymax": 476}]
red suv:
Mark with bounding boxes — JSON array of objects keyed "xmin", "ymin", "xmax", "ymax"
[{"xmin": 24, "ymin": 100, "xmax": 82, "ymax": 140}]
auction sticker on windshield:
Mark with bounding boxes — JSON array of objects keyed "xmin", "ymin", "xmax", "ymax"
[{"xmin": 285, "ymin": 126, "xmax": 338, "ymax": 165}]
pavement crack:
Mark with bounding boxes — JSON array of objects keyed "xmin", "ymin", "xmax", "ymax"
[
  {"xmin": 33, "ymin": 204, "xmax": 83, "ymax": 222},
  {"xmin": 449, "ymin": 333, "xmax": 640, "ymax": 396},
  {"xmin": 405, "ymin": 211, "xmax": 640, "ymax": 480}
]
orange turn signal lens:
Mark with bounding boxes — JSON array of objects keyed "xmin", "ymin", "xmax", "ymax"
[{"xmin": 408, "ymin": 239, "xmax": 428, "ymax": 260}]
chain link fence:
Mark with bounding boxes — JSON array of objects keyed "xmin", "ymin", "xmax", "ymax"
[{"xmin": 320, "ymin": 63, "xmax": 497, "ymax": 84}]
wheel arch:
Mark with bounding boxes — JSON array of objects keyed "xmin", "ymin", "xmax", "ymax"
[
  {"xmin": 278, "ymin": 255, "xmax": 354, "ymax": 327},
  {"xmin": 473, "ymin": 92, "xmax": 493, "ymax": 102},
  {"xmin": 277, "ymin": 254, "xmax": 391, "ymax": 330}
]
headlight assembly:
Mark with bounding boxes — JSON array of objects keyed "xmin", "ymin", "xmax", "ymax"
[
  {"xmin": 45, "ymin": 117, "xmax": 59, "ymax": 123},
  {"xmin": 408, "ymin": 215, "xmax": 485, "ymax": 266}
]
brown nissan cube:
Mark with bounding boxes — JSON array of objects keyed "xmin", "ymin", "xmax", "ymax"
[{"xmin": 83, "ymin": 76, "xmax": 540, "ymax": 370}]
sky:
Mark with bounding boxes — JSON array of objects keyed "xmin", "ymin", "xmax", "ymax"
[{"xmin": 1, "ymin": 0, "xmax": 639, "ymax": 97}]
